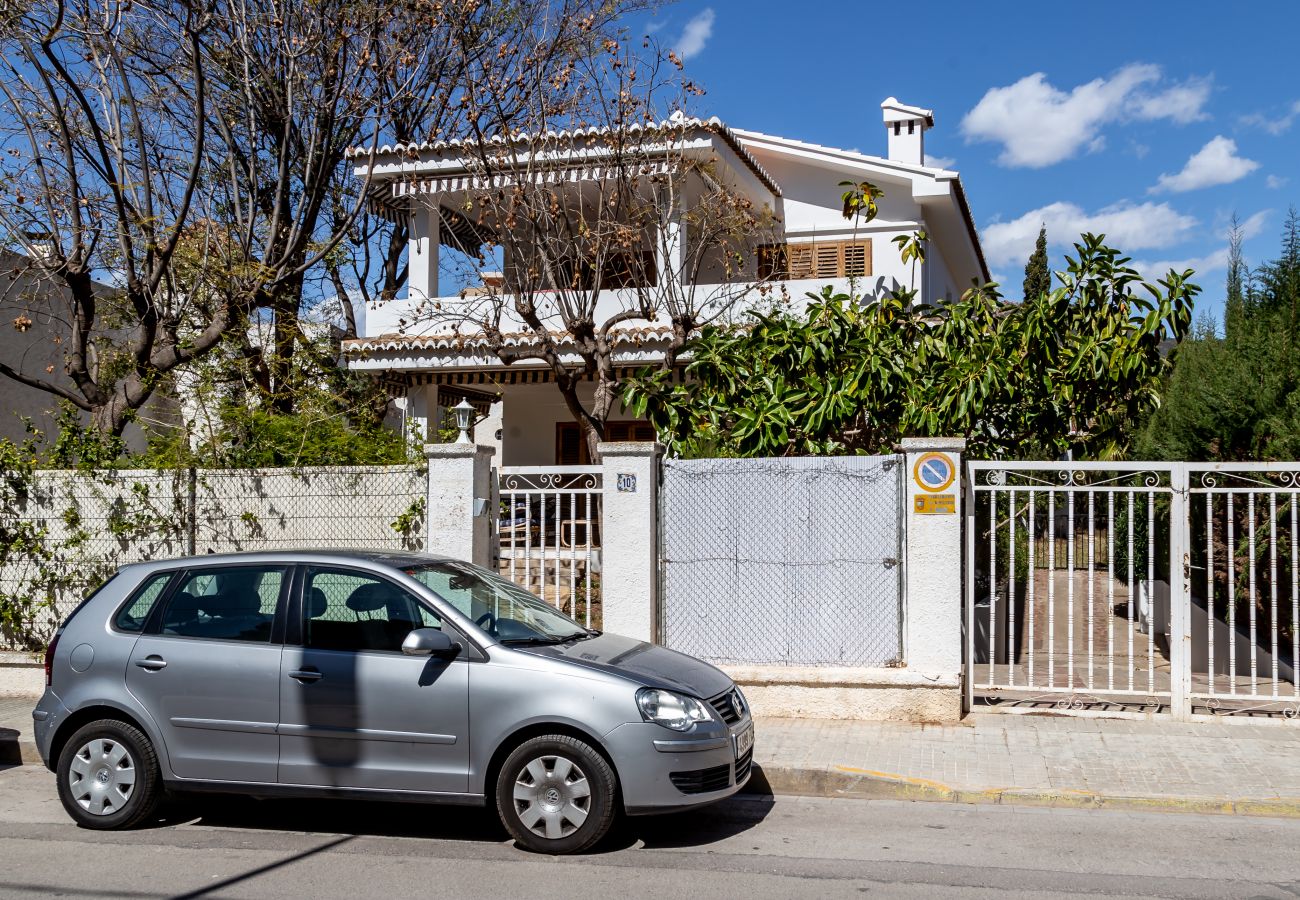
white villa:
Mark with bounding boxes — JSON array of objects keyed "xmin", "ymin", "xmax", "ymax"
[{"xmin": 342, "ymin": 98, "xmax": 989, "ymax": 465}]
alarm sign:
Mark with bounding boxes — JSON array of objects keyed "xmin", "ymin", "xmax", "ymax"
[{"xmin": 913, "ymin": 452, "xmax": 956, "ymax": 493}]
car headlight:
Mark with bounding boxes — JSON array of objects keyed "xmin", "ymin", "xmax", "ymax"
[{"xmin": 636, "ymin": 688, "xmax": 713, "ymax": 731}]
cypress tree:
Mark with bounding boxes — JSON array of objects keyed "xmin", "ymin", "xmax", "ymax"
[{"xmin": 1022, "ymin": 225, "xmax": 1050, "ymax": 301}]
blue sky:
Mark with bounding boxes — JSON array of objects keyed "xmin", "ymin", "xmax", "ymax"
[{"xmin": 637, "ymin": 1, "xmax": 1300, "ymax": 321}]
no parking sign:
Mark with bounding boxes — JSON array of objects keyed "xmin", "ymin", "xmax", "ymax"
[{"xmin": 912, "ymin": 452, "xmax": 955, "ymax": 493}]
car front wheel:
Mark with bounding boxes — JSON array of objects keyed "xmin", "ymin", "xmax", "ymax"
[
  {"xmin": 56, "ymin": 719, "xmax": 161, "ymax": 830},
  {"xmin": 495, "ymin": 734, "xmax": 617, "ymax": 854}
]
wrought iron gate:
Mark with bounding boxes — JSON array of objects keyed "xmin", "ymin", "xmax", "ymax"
[
  {"xmin": 967, "ymin": 462, "xmax": 1300, "ymax": 720},
  {"xmin": 496, "ymin": 466, "xmax": 602, "ymax": 628},
  {"xmin": 659, "ymin": 455, "xmax": 904, "ymax": 667}
]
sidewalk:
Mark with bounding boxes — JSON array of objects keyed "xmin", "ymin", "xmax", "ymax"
[
  {"xmin": 4, "ymin": 695, "xmax": 1298, "ymax": 816},
  {"xmin": 749, "ymin": 713, "xmax": 1300, "ymax": 816}
]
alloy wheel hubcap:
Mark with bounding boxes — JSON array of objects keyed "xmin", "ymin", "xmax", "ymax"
[
  {"xmin": 68, "ymin": 738, "xmax": 136, "ymax": 816},
  {"xmin": 513, "ymin": 755, "xmax": 591, "ymax": 840}
]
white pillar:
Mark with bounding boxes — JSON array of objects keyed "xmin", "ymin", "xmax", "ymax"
[
  {"xmin": 425, "ymin": 443, "xmax": 494, "ymax": 566},
  {"xmin": 901, "ymin": 437, "xmax": 965, "ymax": 680},
  {"xmin": 597, "ymin": 441, "xmax": 663, "ymax": 642},
  {"xmin": 408, "ymin": 204, "xmax": 440, "ymax": 302},
  {"xmin": 407, "ymin": 384, "xmax": 433, "ymax": 445},
  {"xmin": 655, "ymin": 182, "xmax": 685, "ymax": 294},
  {"xmin": 479, "ymin": 399, "xmax": 504, "ymax": 462}
]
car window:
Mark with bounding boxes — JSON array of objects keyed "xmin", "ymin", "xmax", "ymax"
[
  {"xmin": 113, "ymin": 572, "xmax": 173, "ymax": 633},
  {"xmin": 303, "ymin": 567, "xmax": 440, "ymax": 653},
  {"xmin": 158, "ymin": 566, "xmax": 285, "ymax": 643},
  {"xmin": 404, "ymin": 560, "xmax": 585, "ymax": 642}
]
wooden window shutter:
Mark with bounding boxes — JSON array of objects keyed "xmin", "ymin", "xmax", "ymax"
[
  {"xmin": 843, "ymin": 240, "xmax": 871, "ymax": 277},
  {"xmin": 813, "ymin": 243, "xmax": 842, "ymax": 278},
  {"xmin": 786, "ymin": 244, "xmax": 814, "ymax": 280},
  {"xmin": 555, "ymin": 423, "xmax": 588, "ymax": 465},
  {"xmin": 765, "ymin": 239, "xmax": 873, "ymax": 280}
]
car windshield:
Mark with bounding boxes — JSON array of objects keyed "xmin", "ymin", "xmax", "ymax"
[{"xmin": 403, "ymin": 560, "xmax": 590, "ymax": 644}]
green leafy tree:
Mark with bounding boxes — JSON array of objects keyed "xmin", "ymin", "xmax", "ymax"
[{"xmin": 1023, "ymin": 224, "xmax": 1051, "ymax": 301}]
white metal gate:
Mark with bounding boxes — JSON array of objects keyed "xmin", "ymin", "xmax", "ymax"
[
  {"xmin": 967, "ymin": 462, "xmax": 1300, "ymax": 720},
  {"xmin": 660, "ymin": 455, "xmax": 904, "ymax": 667},
  {"xmin": 496, "ymin": 466, "xmax": 602, "ymax": 628}
]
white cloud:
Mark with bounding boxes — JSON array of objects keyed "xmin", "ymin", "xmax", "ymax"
[
  {"xmin": 961, "ymin": 64, "xmax": 1211, "ymax": 168},
  {"xmin": 1132, "ymin": 248, "xmax": 1230, "ymax": 277},
  {"xmin": 1266, "ymin": 174, "xmax": 1290, "ymax": 190},
  {"xmin": 1237, "ymin": 209, "xmax": 1271, "ymax": 240},
  {"xmin": 981, "ymin": 200, "xmax": 1198, "ymax": 268},
  {"xmin": 673, "ymin": 8, "xmax": 715, "ymax": 61},
  {"xmin": 1150, "ymin": 136, "xmax": 1259, "ymax": 193},
  {"xmin": 1130, "ymin": 79, "xmax": 1213, "ymax": 124},
  {"xmin": 924, "ymin": 154, "xmax": 956, "ymax": 170},
  {"xmin": 1240, "ymin": 99, "xmax": 1300, "ymax": 135}
]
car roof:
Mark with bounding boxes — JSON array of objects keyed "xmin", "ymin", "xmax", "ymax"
[{"xmin": 118, "ymin": 548, "xmax": 456, "ymax": 574}]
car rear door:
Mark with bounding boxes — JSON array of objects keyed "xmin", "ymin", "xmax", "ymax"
[
  {"xmin": 277, "ymin": 565, "xmax": 471, "ymax": 794},
  {"xmin": 125, "ymin": 564, "xmax": 288, "ymax": 784}
]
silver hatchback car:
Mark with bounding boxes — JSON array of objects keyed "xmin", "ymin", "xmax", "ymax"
[{"xmin": 32, "ymin": 550, "xmax": 754, "ymax": 853}]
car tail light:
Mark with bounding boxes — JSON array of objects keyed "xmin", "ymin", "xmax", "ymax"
[{"xmin": 44, "ymin": 632, "xmax": 60, "ymax": 687}]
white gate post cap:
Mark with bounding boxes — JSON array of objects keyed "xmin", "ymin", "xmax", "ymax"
[
  {"xmin": 899, "ymin": 437, "xmax": 966, "ymax": 453},
  {"xmin": 596, "ymin": 441, "xmax": 665, "ymax": 457},
  {"xmin": 424, "ymin": 443, "xmax": 495, "ymax": 459}
]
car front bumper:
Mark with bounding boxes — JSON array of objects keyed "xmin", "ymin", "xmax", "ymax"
[{"xmin": 604, "ymin": 718, "xmax": 754, "ymax": 815}]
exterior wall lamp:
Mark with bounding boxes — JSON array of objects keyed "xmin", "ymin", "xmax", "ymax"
[{"xmin": 453, "ymin": 398, "xmax": 475, "ymax": 444}]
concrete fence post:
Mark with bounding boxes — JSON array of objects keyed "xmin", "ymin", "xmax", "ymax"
[
  {"xmin": 424, "ymin": 443, "xmax": 494, "ymax": 566},
  {"xmin": 900, "ymin": 437, "xmax": 966, "ymax": 712},
  {"xmin": 597, "ymin": 442, "xmax": 664, "ymax": 642}
]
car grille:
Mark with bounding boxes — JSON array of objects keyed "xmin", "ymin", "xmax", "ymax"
[
  {"xmin": 708, "ymin": 689, "xmax": 744, "ymax": 725},
  {"xmin": 735, "ymin": 748, "xmax": 753, "ymax": 784},
  {"xmin": 669, "ymin": 762, "xmax": 732, "ymax": 795}
]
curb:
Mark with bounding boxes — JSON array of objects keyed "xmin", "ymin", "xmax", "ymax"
[
  {"xmin": 742, "ymin": 763, "xmax": 1300, "ymax": 818},
  {"xmin": 5, "ymin": 733, "xmax": 1297, "ymax": 818}
]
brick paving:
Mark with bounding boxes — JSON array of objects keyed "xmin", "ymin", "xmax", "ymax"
[{"xmin": 753, "ymin": 712, "xmax": 1300, "ymax": 803}]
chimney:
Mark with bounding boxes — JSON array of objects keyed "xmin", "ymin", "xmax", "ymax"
[{"xmin": 880, "ymin": 97, "xmax": 934, "ymax": 166}]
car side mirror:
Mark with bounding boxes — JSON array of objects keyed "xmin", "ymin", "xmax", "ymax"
[{"xmin": 402, "ymin": 627, "xmax": 458, "ymax": 657}]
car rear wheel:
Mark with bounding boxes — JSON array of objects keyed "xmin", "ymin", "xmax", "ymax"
[
  {"xmin": 56, "ymin": 719, "xmax": 161, "ymax": 830},
  {"xmin": 495, "ymin": 734, "xmax": 617, "ymax": 854}
]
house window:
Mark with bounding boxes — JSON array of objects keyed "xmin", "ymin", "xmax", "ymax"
[
  {"xmin": 758, "ymin": 239, "xmax": 872, "ymax": 280},
  {"xmin": 556, "ymin": 421, "xmax": 656, "ymax": 465}
]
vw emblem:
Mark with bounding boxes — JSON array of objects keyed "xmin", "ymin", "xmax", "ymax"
[
  {"xmin": 545, "ymin": 788, "xmax": 561, "ymax": 805},
  {"xmin": 732, "ymin": 690, "xmax": 746, "ymax": 716}
]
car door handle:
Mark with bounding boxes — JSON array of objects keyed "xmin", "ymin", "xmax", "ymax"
[
  {"xmin": 288, "ymin": 668, "xmax": 322, "ymax": 683},
  {"xmin": 135, "ymin": 656, "xmax": 167, "ymax": 671}
]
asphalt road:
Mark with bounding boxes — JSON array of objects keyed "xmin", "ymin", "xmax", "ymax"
[{"xmin": 1, "ymin": 764, "xmax": 1298, "ymax": 899}]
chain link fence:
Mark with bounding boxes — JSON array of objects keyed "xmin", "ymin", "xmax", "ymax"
[
  {"xmin": 1, "ymin": 465, "xmax": 426, "ymax": 649},
  {"xmin": 194, "ymin": 466, "xmax": 427, "ymax": 555},
  {"xmin": 660, "ymin": 455, "xmax": 904, "ymax": 667}
]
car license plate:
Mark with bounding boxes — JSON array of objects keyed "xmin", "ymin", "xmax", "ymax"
[{"xmin": 733, "ymin": 724, "xmax": 754, "ymax": 759}]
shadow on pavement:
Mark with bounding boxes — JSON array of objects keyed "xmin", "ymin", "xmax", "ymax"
[
  {"xmin": 0, "ymin": 727, "xmax": 21, "ymax": 766},
  {"xmin": 157, "ymin": 790, "xmax": 775, "ymax": 854}
]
